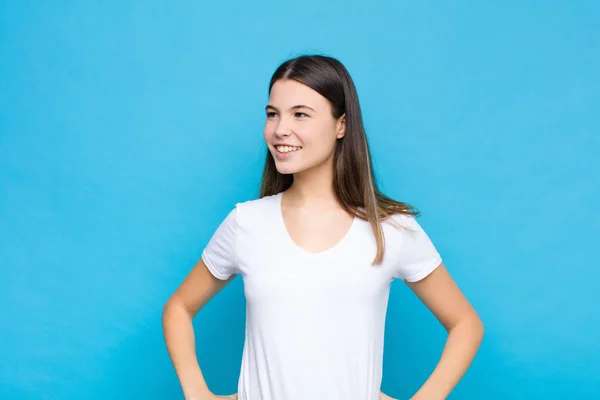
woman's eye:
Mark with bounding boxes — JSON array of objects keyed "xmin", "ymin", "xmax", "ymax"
[
  {"xmin": 295, "ymin": 112, "xmax": 308, "ymax": 118},
  {"xmin": 266, "ymin": 112, "xmax": 277, "ymax": 118}
]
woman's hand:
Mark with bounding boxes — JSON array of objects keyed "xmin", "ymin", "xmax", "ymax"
[
  {"xmin": 187, "ymin": 394, "xmax": 237, "ymax": 400},
  {"xmin": 380, "ymin": 391, "xmax": 397, "ymax": 400}
]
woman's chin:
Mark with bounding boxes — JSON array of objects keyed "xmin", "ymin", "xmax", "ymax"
[{"xmin": 275, "ymin": 165, "xmax": 298, "ymax": 175}]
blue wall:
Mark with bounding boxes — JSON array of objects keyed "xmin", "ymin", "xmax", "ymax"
[{"xmin": 1, "ymin": 1, "xmax": 598, "ymax": 399}]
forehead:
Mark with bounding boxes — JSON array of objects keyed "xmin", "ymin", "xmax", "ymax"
[{"xmin": 268, "ymin": 79, "xmax": 329, "ymax": 110}]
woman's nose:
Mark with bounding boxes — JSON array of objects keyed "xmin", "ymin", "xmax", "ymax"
[{"xmin": 274, "ymin": 120, "xmax": 293, "ymax": 137}]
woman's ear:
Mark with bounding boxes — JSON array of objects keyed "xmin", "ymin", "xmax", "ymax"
[{"xmin": 336, "ymin": 113, "xmax": 346, "ymax": 139}]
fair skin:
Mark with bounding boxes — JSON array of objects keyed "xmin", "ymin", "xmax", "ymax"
[{"xmin": 162, "ymin": 78, "xmax": 483, "ymax": 400}]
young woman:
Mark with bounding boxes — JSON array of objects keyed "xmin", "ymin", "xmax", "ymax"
[{"xmin": 162, "ymin": 55, "xmax": 484, "ymax": 400}]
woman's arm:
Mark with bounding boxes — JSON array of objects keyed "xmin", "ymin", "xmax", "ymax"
[
  {"xmin": 405, "ymin": 263, "xmax": 484, "ymax": 400},
  {"xmin": 162, "ymin": 258, "xmax": 237, "ymax": 400}
]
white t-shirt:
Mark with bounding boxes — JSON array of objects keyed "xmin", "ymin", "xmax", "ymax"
[{"xmin": 201, "ymin": 192, "xmax": 442, "ymax": 400}]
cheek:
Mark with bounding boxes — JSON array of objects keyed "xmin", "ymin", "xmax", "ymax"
[
  {"xmin": 299, "ymin": 126, "xmax": 334, "ymax": 153},
  {"xmin": 294, "ymin": 123, "xmax": 321, "ymax": 146},
  {"xmin": 263, "ymin": 123, "xmax": 274, "ymax": 142}
]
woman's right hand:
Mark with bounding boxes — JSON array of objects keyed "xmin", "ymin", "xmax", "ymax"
[{"xmin": 187, "ymin": 393, "xmax": 238, "ymax": 400}]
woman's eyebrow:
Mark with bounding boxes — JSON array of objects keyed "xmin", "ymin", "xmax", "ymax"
[
  {"xmin": 265, "ymin": 105, "xmax": 316, "ymax": 112},
  {"xmin": 290, "ymin": 105, "xmax": 316, "ymax": 112}
]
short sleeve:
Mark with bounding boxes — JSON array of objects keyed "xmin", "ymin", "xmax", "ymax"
[
  {"xmin": 391, "ymin": 214, "xmax": 443, "ymax": 282},
  {"xmin": 201, "ymin": 205, "xmax": 239, "ymax": 280}
]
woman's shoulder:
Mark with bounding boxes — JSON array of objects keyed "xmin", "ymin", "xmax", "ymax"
[
  {"xmin": 235, "ymin": 192, "xmax": 280, "ymax": 211},
  {"xmin": 229, "ymin": 192, "xmax": 281, "ymax": 226},
  {"xmin": 383, "ymin": 211, "xmax": 419, "ymax": 228},
  {"xmin": 378, "ymin": 212, "xmax": 426, "ymax": 242}
]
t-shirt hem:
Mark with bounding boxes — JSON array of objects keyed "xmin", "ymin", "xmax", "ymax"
[
  {"xmin": 405, "ymin": 256, "xmax": 442, "ymax": 282},
  {"xmin": 201, "ymin": 251, "xmax": 233, "ymax": 280}
]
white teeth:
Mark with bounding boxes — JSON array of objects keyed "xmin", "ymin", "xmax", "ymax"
[{"xmin": 276, "ymin": 145, "xmax": 302, "ymax": 153}]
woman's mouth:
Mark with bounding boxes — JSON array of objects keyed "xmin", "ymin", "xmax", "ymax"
[{"xmin": 274, "ymin": 145, "xmax": 302, "ymax": 159}]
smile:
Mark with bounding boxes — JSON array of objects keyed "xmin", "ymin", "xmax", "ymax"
[{"xmin": 275, "ymin": 145, "xmax": 302, "ymax": 153}]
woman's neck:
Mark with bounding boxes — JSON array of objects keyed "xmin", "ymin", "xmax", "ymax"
[{"xmin": 285, "ymin": 160, "xmax": 340, "ymax": 210}]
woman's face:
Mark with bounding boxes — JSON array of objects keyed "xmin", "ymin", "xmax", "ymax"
[{"xmin": 264, "ymin": 79, "xmax": 345, "ymax": 175}]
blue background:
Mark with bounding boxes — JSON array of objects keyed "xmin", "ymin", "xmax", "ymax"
[{"xmin": 1, "ymin": 1, "xmax": 598, "ymax": 399}]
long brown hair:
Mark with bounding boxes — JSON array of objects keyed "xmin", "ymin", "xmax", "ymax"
[{"xmin": 259, "ymin": 54, "xmax": 419, "ymax": 265}]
